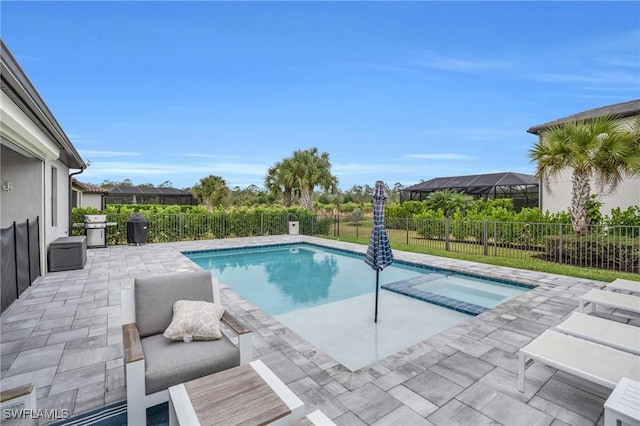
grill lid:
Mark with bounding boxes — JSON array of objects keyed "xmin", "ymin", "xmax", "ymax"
[{"xmin": 85, "ymin": 215, "xmax": 107, "ymax": 223}]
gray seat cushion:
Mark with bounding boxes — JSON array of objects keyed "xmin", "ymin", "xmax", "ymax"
[
  {"xmin": 141, "ymin": 334, "xmax": 240, "ymax": 395},
  {"xmin": 135, "ymin": 270, "xmax": 214, "ymax": 337}
]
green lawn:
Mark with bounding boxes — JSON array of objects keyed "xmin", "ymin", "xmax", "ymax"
[{"xmin": 323, "ymin": 221, "xmax": 640, "ymax": 283}]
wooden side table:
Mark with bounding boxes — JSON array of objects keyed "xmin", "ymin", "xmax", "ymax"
[
  {"xmin": 168, "ymin": 360, "xmax": 305, "ymax": 426},
  {"xmin": 604, "ymin": 377, "xmax": 640, "ymax": 426}
]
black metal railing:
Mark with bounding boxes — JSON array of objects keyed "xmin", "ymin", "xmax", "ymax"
[{"xmin": 71, "ymin": 212, "xmax": 640, "ymax": 274}]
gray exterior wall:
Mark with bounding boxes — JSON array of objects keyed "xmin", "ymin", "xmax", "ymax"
[
  {"xmin": 0, "ymin": 145, "xmax": 43, "ymax": 228},
  {"xmin": 46, "ymin": 158, "xmax": 71, "ymax": 243}
]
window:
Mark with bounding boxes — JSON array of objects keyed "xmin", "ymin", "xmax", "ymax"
[{"xmin": 51, "ymin": 166, "xmax": 57, "ymax": 226}]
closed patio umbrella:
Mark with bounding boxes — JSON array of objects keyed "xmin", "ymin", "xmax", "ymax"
[{"xmin": 364, "ymin": 180, "xmax": 394, "ymax": 323}]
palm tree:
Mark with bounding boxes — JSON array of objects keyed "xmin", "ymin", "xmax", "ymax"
[
  {"xmin": 264, "ymin": 160, "xmax": 296, "ymax": 207},
  {"xmin": 289, "ymin": 148, "xmax": 338, "ymax": 210},
  {"xmin": 426, "ymin": 189, "xmax": 473, "ymax": 218},
  {"xmin": 529, "ymin": 115, "xmax": 640, "ymax": 236},
  {"xmin": 265, "ymin": 148, "xmax": 338, "ymax": 210},
  {"xmin": 192, "ymin": 175, "xmax": 230, "ymax": 210}
]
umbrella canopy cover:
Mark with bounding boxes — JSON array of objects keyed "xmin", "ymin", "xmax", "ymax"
[{"xmin": 365, "ymin": 181, "xmax": 394, "ymax": 271}]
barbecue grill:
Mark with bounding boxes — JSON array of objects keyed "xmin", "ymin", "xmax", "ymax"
[{"xmin": 84, "ymin": 215, "xmax": 107, "ymax": 248}]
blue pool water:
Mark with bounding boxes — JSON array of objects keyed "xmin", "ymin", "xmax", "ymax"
[
  {"xmin": 186, "ymin": 244, "xmax": 421, "ymax": 315},
  {"xmin": 184, "ymin": 243, "xmax": 532, "ymax": 316}
]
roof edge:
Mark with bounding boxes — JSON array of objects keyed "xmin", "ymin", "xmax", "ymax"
[
  {"xmin": 1, "ymin": 39, "xmax": 86, "ymax": 169},
  {"xmin": 527, "ymin": 99, "xmax": 640, "ymax": 135}
]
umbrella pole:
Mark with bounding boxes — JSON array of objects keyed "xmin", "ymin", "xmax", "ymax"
[{"xmin": 374, "ymin": 270, "xmax": 379, "ymax": 323}]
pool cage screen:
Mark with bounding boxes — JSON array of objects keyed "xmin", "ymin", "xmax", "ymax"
[{"xmin": 400, "ymin": 172, "xmax": 539, "ymax": 210}]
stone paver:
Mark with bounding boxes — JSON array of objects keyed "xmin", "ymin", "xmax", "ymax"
[{"xmin": 0, "ymin": 235, "xmax": 633, "ymax": 425}]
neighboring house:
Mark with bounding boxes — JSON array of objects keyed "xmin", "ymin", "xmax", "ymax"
[
  {"xmin": 72, "ymin": 179, "xmax": 107, "ymax": 210},
  {"xmin": 401, "ymin": 172, "xmax": 539, "ymax": 210},
  {"xmin": 1, "ymin": 40, "xmax": 87, "ymax": 275},
  {"xmin": 527, "ymin": 99, "xmax": 640, "ymax": 216},
  {"xmin": 106, "ymin": 185, "xmax": 194, "ymax": 205}
]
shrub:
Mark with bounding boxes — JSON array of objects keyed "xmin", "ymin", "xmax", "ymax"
[
  {"xmin": 348, "ymin": 208, "xmax": 363, "ymax": 225},
  {"xmin": 313, "ymin": 216, "xmax": 333, "ymax": 235},
  {"xmin": 543, "ymin": 234, "xmax": 639, "ymax": 273}
]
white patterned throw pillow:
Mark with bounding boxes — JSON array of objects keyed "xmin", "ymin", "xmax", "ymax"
[{"xmin": 163, "ymin": 300, "xmax": 225, "ymax": 341}]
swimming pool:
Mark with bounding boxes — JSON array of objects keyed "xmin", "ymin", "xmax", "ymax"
[
  {"xmin": 185, "ymin": 243, "xmax": 531, "ymax": 316},
  {"xmin": 184, "ymin": 243, "xmax": 532, "ymax": 370}
]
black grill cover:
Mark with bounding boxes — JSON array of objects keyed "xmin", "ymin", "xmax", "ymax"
[{"xmin": 127, "ymin": 213, "xmax": 147, "ymax": 244}]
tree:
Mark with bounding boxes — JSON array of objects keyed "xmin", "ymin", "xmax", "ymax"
[
  {"xmin": 191, "ymin": 175, "xmax": 230, "ymax": 210},
  {"xmin": 265, "ymin": 160, "xmax": 296, "ymax": 207},
  {"xmin": 529, "ymin": 115, "xmax": 640, "ymax": 236},
  {"xmin": 426, "ymin": 190, "xmax": 473, "ymax": 218},
  {"xmin": 100, "ymin": 178, "xmax": 133, "ymax": 188},
  {"xmin": 391, "ymin": 182, "xmax": 405, "ymax": 203},
  {"xmin": 265, "ymin": 148, "xmax": 338, "ymax": 209},
  {"xmin": 289, "ymin": 148, "xmax": 338, "ymax": 209}
]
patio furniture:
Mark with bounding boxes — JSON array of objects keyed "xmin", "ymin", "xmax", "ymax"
[
  {"xmin": 168, "ymin": 360, "xmax": 305, "ymax": 426},
  {"xmin": 553, "ymin": 312, "xmax": 640, "ymax": 355},
  {"xmin": 296, "ymin": 410, "xmax": 337, "ymax": 426},
  {"xmin": 48, "ymin": 236, "xmax": 87, "ymax": 272},
  {"xmin": 517, "ymin": 330, "xmax": 640, "ymax": 393},
  {"xmin": 579, "ymin": 289, "xmax": 640, "ymax": 314},
  {"xmin": 604, "ymin": 377, "xmax": 640, "ymax": 426},
  {"xmin": 607, "ymin": 279, "xmax": 640, "ymax": 295},
  {"xmin": 0, "ymin": 383, "xmax": 36, "ymax": 410},
  {"xmin": 122, "ymin": 270, "xmax": 252, "ymax": 426}
]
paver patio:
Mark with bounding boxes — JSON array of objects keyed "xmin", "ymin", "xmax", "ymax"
[{"xmin": 1, "ymin": 235, "xmax": 637, "ymax": 425}]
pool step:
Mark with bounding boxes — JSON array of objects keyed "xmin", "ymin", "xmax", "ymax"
[{"xmin": 382, "ymin": 276, "xmax": 487, "ymax": 316}]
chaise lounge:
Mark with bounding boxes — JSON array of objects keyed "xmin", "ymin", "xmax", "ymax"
[
  {"xmin": 553, "ymin": 312, "xmax": 640, "ymax": 355},
  {"xmin": 579, "ymin": 288, "xmax": 640, "ymax": 315},
  {"xmin": 607, "ymin": 278, "xmax": 640, "ymax": 295},
  {"xmin": 122, "ymin": 270, "xmax": 252, "ymax": 425},
  {"xmin": 518, "ymin": 330, "xmax": 640, "ymax": 393}
]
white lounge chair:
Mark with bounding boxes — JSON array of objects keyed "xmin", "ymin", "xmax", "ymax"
[
  {"xmin": 579, "ymin": 288, "xmax": 640, "ymax": 314},
  {"xmin": 607, "ymin": 278, "xmax": 640, "ymax": 295},
  {"xmin": 554, "ymin": 312, "xmax": 640, "ymax": 355},
  {"xmin": 518, "ymin": 330, "xmax": 640, "ymax": 393}
]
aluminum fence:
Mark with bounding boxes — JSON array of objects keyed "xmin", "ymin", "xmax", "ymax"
[
  {"xmin": 328, "ymin": 216, "xmax": 640, "ymax": 274},
  {"xmin": 72, "ymin": 213, "xmax": 329, "ymax": 245},
  {"xmin": 70, "ymin": 212, "xmax": 639, "ymax": 274}
]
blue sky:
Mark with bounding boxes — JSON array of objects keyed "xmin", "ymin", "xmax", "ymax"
[{"xmin": 2, "ymin": 1, "xmax": 639, "ymax": 191}]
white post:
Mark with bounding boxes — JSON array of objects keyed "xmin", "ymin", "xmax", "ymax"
[{"xmin": 126, "ymin": 361, "xmax": 148, "ymax": 426}]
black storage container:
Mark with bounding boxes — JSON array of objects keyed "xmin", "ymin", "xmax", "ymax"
[
  {"xmin": 49, "ymin": 236, "xmax": 87, "ymax": 272},
  {"xmin": 127, "ymin": 213, "xmax": 147, "ymax": 245}
]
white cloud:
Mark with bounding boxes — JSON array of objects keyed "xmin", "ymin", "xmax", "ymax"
[
  {"xmin": 82, "ymin": 160, "xmax": 269, "ymax": 178},
  {"xmin": 409, "ymin": 50, "xmax": 511, "ymax": 73},
  {"xmin": 80, "ymin": 150, "xmax": 141, "ymax": 157},
  {"xmin": 525, "ymin": 71, "xmax": 640, "ymax": 86},
  {"xmin": 405, "ymin": 153, "xmax": 476, "ymax": 160}
]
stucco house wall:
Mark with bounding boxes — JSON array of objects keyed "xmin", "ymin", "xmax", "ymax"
[
  {"xmin": 45, "ymin": 158, "xmax": 72, "ymax": 243},
  {"xmin": 78, "ymin": 193, "xmax": 104, "ymax": 210},
  {"xmin": 0, "ymin": 145, "xmax": 43, "ymax": 228},
  {"xmin": 71, "ymin": 180, "xmax": 106, "ymax": 210},
  {"xmin": 529, "ymin": 101, "xmax": 640, "ymax": 216}
]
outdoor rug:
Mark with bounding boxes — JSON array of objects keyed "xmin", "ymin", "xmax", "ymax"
[{"xmin": 49, "ymin": 402, "xmax": 168, "ymax": 426}]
